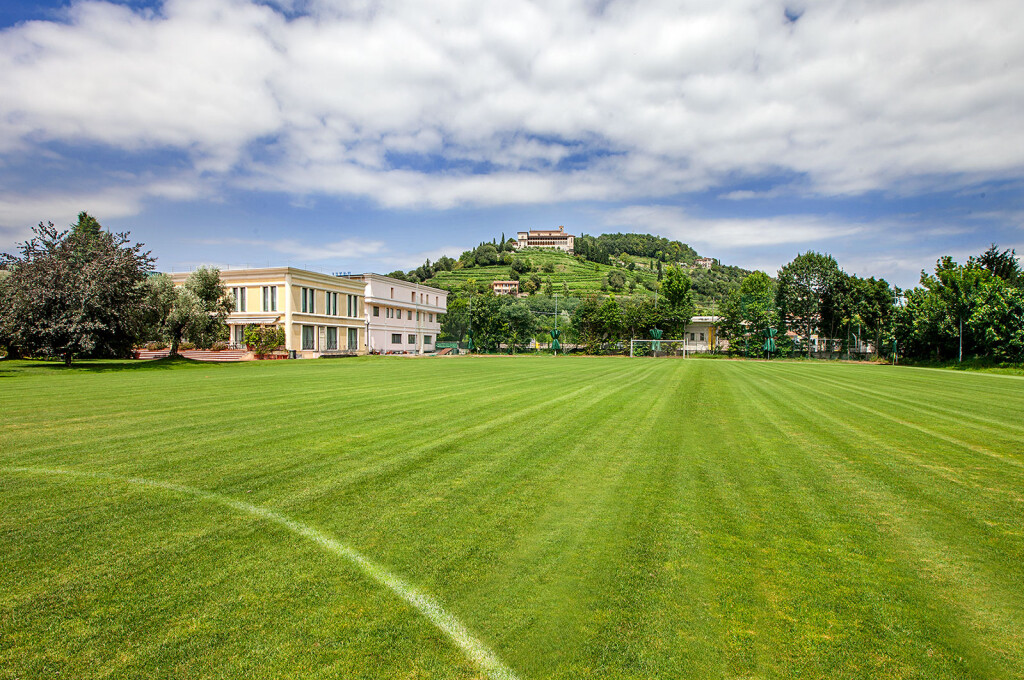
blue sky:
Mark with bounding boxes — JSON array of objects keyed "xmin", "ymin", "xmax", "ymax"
[{"xmin": 1, "ymin": 0, "xmax": 1022, "ymax": 287}]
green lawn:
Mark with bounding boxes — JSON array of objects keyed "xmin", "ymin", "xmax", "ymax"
[{"xmin": 2, "ymin": 356, "xmax": 1023, "ymax": 679}]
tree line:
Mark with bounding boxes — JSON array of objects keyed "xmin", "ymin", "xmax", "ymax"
[{"xmin": 718, "ymin": 246, "xmax": 1023, "ymax": 363}]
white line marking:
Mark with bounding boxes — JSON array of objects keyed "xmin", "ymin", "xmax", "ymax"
[{"xmin": 3, "ymin": 466, "xmax": 521, "ymax": 680}]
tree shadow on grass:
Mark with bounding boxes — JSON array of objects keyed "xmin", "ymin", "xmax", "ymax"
[{"xmin": 6, "ymin": 356, "xmax": 216, "ymax": 374}]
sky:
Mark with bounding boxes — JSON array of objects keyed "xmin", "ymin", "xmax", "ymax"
[{"xmin": 0, "ymin": 0, "xmax": 1021, "ymax": 287}]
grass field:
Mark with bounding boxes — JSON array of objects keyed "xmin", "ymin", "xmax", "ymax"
[{"xmin": 2, "ymin": 356, "xmax": 1023, "ymax": 679}]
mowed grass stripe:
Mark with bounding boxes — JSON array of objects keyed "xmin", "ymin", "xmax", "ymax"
[
  {"xmin": 3, "ymin": 357, "xmax": 1023, "ymax": 679},
  {"xmin": 736, "ymin": 363, "xmax": 1023, "ymax": 676},
  {"xmin": 781, "ymin": 363, "xmax": 1024, "ymax": 443},
  {"xmin": 718, "ymin": 367, "xmax": 990, "ymax": 677}
]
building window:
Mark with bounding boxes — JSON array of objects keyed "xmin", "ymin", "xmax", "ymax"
[
  {"xmin": 326, "ymin": 327, "xmax": 338, "ymax": 350},
  {"xmin": 373, "ymin": 306, "xmax": 380, "ymax": 317},
  {"xmin": 700, "ymin": 332, "xmax": 705, "ymax": 341},
  {"xmin": 347, "ymin": 295, "xmax": 356, "ymax": 317},
  {"xmin": 408, "ymin": 334, "xmax": 416, "ymax": 345},
  {"xmin": 407, "ymin": 310, "xmax": 412, "ymax": 320},
  {"xmin": 327, "ymin": 292, "xmax": 338, "ymax": 316},
  {"xmin": 411, "ymin": 292, "xmax": 416, "ymax": 302},
  {"xmin": 301, "ymin": 287, "xmax": 315, "ymax": 314},
  {"xmin": 391, "ymin": 333, "xmax": 401, "ymax": 344},
  {"xmin": 390, "ymin": 287, "xmax": 394, "ymax": 299},
  {"xmin": 690, "ymin": 332, "xmax": 695, "ymax": 341},
  {"xmin": 348, "ymin": 328, "xmax": 358, "ymax": 350},
  {"xmin": 429, "ymin": 313, "xmax": 433, "ymax": 322},
  {"xmin": 262, "ymin": 286, "xmax": 277, "ymax": 312},
  {"xmin": 232, "ymin": 287, "xmax": 246, "ymax": 312},
  {"xmin": 302, "ymin": 325, "xmax": 315, "ymax": 350},
  {"xmin": 233, "ymin": 325, "xmax": 244, "ymax": 346},
  {"xmin": 416, "ymin": 311, "xmax": 420, "ymax": 321},
  {"xmin": 424, "ymin": 335, "xmax": 432, "ymax": 345}
]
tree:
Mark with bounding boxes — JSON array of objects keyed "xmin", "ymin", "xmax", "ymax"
[
  {"xmin": 926, "ymin": 257, "xmax": 990, "ymax": 362},
  {"xmin": 475, "ymin": 244, "xmax": 499, "ymax": 266},
  {"xmin": 511, "ymin": 257, "xmax": 532, "ymax": 275},
  {"xmin": 0, "ymin": 219, "xmax": 154, "ymax": 365},
  {"xmin": 776, "ymin": 252, "xmax": 842, "ymax": 357},
  {"xmin": 164, "ymin": 267, "xmax": 232, "ymax": 355},
  {"xmin": 973, "ymin": 244, "xmax": 1021, "ymax": 285},
  {"xmin": 435, "ymin": 255, "xmax": 457, "ymax": 272},
  {"xmin": 660, "ymin": 266, "xmax": 692, "ymax": 309},
  {"xmin": 138, "ymin": 273, "xmax": 177, "ymax": 342},
  {"xmin": 607, "ymin": 270, "xmax": 626, "ymax": 291},
  {"xmin": 439, "ymin": 296, "xmax": 470, "ymax": 341},
  {"xmin": 500, "ymin": 301, "xmax": 537, "ymax": 353},
  {"xmin": 720, "ymin": 271, "xmax": 778, "ymax": 355},
  {"xmin": 969, "ymin": 280, "xmax": 1024, "ymax": 362}
]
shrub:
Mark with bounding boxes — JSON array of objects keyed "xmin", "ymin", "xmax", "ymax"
[
  {"xmin": 178, "ymin": 341, "xmax": 197, "ymax": 350},
  {"xmin": 145, "ymin": 340, "xmax": 168, "ymax": 351},
  {"xmin": 244, "ymin": 325, "xmax": 286, "ymax": 355},
  {"xmin": 210, "ymin": 341, "xmax": 228, "ymax": 351}
]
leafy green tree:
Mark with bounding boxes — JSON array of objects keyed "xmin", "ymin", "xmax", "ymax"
[
  {"xmin": 0, "ymin": 219, "xmax": 154, "ymax": 365},
  {"xmin": 660, "ymin": 266, "xmax": 692, "ymax": 309},
  {"xmin": 475, "ymin": 244, "xmax": 499, "ymax": 266},
  {"xmin": 659, "ymin": 266, "xmax": 694, "ymax": 336},
  {"xmin": 435, "ymin": 255, "xmax": 457, "ymax": 272},
  {"xmin": 776, "ymin": 252, "xmax": 842, "ymax": 357},
  {"xmin": 164, "ymin": 267, "xmax": 232, "ymax": 355},
  {"xmin": 720, "ymin": 271, "xmax": 778, "ymax": 355},
  {"xmin": 607, "ymin": 270, "xmax": 626, "ymax": 291},
  {"xmin": 511, "ymin": 257, "xmax": 532, "ymax": 275},
  {"xmin": 969, "ymin": 280, "xmax": 1024, "ymax": 362},
  {"xmin": 439, "ymin": 296, "xmax": 470, "ymax": 341},
  {"xmin": 500, "ymin": 301, "xmax": 537, "ymax": 353},
  {"xmin": 139, "ymin": 273, "xmax": 177, "ymax": 342},
  {"xmin": 926, "ymin": 257, "xmax": 991, "ymax": 362},
  {"xmin": 973, "ymin": 244, "xmax": 1021, "ymax": 285}
]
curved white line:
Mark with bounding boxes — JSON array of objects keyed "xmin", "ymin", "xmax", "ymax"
[{"xmin": 3, "ymin": 466, "xmax": 520, "ymax": 680}]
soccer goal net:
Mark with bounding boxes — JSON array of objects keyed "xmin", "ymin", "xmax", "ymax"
[{"xmin": 629, "ymin": 339, "xmax": 691, "ymax": 357}]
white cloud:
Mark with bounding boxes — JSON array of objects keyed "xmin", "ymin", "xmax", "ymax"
[
  {"xmin": 604, "ymin": 205, "xmax": 868, "ymax": 248},
  {"xmin": 196, "ymin": 235, "xmax": 387, "ymax": 261},
  {"xmin": 0, "ymin": 0, "xmax": 1021, "ymax": 213},
  {"xmin": 0, "ymin": 175, "xmax": 207, "ymax": 246}
]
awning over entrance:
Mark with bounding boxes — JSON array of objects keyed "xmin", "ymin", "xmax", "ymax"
[{"xmin": 229, "ymin": 316, "xmax": 281, "ymax": 324}]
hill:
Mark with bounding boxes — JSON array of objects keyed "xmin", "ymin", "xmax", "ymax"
[{"xmin": 424, "ymin": 247, "xmax": 750, "ymax": 311}]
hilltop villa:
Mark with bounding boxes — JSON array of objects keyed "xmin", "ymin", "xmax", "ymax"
[{"xmin": 515, "ymin": 226, "xmax": 575, "ymax": 253}]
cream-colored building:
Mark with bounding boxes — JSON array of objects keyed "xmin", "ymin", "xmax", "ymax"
[
  {"xmin": 169, "ymin": 267, "xmax": 366, "ymax": 357},
  {"xmin": 515, "ymin": 226, "xmax": 575, "ymax": 253},
  {"xmin": 343, "ymin": 274, "xmax": 447, "ymax": 354},
  {"xmin": 491, "ymin": 280, "xmax": 519, "ymax": 296}
]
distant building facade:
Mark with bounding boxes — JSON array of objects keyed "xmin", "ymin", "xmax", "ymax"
[
  {"xmin": 693, "ymin": 257, "xmax": 715, "ymax": 269},
  {"xmin": 345, "ymin": 274, "xmax": 447, "ymax": 354},
  {"xmin": 169, "ymin": 267, "xmax": 366, "ymax": 357},
  {"xmin": 682, "ymin": 316, "xmax": 722, "ymax": 352},
  {"xmin": 491, "ymin": 280, "xmax": 520, "ymax": 296},
  {"xmin": 515, "ymin": 226, "xmax": 575, "ymax": 253}
]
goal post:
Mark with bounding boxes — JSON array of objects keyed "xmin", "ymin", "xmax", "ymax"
[{"xmin": 629, "ymin": 339, "xmax": 690, "ymax": 357}]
